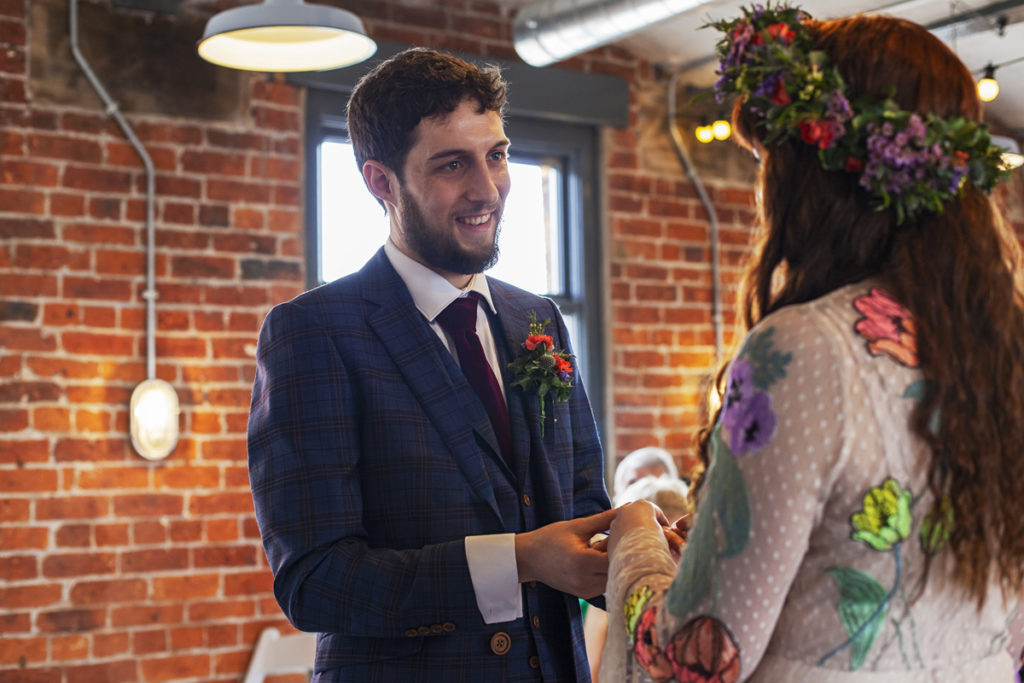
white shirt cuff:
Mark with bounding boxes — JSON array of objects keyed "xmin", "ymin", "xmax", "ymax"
[{"xmin": 465, "ymin": 533, "xmax": 522, "ymax": 624}]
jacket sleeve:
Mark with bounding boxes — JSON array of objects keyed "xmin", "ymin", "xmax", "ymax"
[{"xmin": 247, "ymin": 300, "xmax": 484, "ymax": 637}]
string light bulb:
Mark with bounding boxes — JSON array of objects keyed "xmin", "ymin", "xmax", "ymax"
[
  {"xmin": 695, "ymin": 124, "xmax": 714, "ymax": 143},
  {"xmin": 712, "ymin": 119, "xmax": 731, "ymax": 140},
  {"xmin": 977, "ymin": 63, "xmax": 999, "ymax": 102}
]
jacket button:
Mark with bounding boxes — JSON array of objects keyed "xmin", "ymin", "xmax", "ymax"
[
  {"xmin": 529, "ymin": 655, "xmax": 540, "ymax": 669},
  {"xmin": 522, "ymin": 493, "xmax": 531, "ymax": 506},
  {"xmin": 405, "ymin": 628, "xmax": 418, "ymax": 637},
  {"xmin": 531, "ymin": 615, "xmax": 540, "ymax": 628},
  {"xmin": 489, "ymin": 631, "xmax": 511, "ymax": 656},
  {"xmin": 430, "ymin": 624, "xmax": 443, "ymax": 634},
  {"xmin": 443, "ymin": 622, "xmax": 456, "ymax": 632},
  {"xmin": 417, "ymin": 625, "xmax": 431, "ymax": 636}
]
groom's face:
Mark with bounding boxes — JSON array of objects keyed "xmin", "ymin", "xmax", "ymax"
[{"xmin": 390, "ymin": 97, "xmax": 511, "ymax": 281}]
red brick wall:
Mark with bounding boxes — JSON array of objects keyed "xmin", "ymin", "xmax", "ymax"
[{"xmin": 2, "ymin": 0, "xmax": 1022, "ymax": 681}]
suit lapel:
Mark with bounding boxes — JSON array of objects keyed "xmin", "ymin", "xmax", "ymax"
[
  {"xmin": 361, "ymin": 251, "xmax": 507, "ymax": 522},
  {"xmin": 490, "ymin": 284, "xmax": 542, "ymax": 487}
]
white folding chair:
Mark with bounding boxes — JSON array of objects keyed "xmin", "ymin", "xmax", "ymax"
[{"xmin": 243, "ymin": 626, "xmax": 317, "ymax": 683}]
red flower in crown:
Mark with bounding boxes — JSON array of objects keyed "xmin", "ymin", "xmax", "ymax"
[
  {"xmin": 799, "ymin": 118, "xmax": 837, "ymax": 149},
  {"xmin": 766, "ymin": 22, "xmax": 795, "ymax": 44},
  {"xmin": 771, "ymin": 78, "xmax": 791, "ymax": 106}
]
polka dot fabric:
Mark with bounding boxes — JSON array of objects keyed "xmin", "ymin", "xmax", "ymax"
[{"xmin": 603, "ymin": 282, "xmax": 1020, "ymax": 683}]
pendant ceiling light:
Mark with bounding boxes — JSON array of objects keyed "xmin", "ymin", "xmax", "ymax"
[{"xmin": 198, "ymin": 0, "xmax": 376, "ymax": 73}]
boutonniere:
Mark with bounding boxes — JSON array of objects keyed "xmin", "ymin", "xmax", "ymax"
[{"xmin": 507, "ymin": 311, "xmax": 574, "ymax": 436}]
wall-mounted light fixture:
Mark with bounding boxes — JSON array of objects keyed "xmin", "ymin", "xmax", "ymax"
[
  {"xmin": 70, "ymin": 0, "xmax": 180, "ymax": 461},
  {"xmin": 130, "ymin": 379, "xmax": 180, "ymax": 461},
  {"xmin": 198, "ymin": 0, "xmax": 376, "ymax": 73}
]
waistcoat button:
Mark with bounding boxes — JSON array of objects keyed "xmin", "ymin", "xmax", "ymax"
[{"xmin": 489, "ymin": 631, "xmax": 511, "ymax": 656}]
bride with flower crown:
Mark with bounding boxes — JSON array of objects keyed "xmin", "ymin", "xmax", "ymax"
[{"xmin": 601, "ymin": 5, "xmax": 1024, "ymax": 682}]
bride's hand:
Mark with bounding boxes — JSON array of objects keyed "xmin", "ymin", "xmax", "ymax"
[{"xmin": 607, "ymin": 500, "xmax": 666, "ymax": 556}]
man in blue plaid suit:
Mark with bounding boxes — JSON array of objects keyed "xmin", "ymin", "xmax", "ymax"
[{"xmin": 247, "ymin": 48, "xmax": 614, "ymax": 682}]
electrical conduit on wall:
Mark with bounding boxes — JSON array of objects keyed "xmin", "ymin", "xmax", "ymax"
[{"xmin": 70, "ymin": 0, "xmax": 179, "ymax": 459}]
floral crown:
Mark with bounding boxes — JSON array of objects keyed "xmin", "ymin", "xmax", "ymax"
[{"xmin": 709, "ymin": 3, "xmax": 1011, "ymax": 223}]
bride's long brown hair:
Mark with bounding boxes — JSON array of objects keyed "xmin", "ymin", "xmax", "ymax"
[{"xmin": 697, "ymin": 14, "xmax": 1024, "ymax": 607}]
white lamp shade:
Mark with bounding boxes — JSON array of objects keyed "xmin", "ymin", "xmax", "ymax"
[
  {"xmin": 198, "ymin": 0, "xmax": 377, "ymax": 73},
  {"xmin": 130, "ymin": 378, "xmax": 180, "ymax": 461}
]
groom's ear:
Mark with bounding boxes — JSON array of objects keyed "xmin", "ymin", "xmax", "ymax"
[{"xmin": 362, "ymin": 161, "xmax": 398, "ymax": 209}]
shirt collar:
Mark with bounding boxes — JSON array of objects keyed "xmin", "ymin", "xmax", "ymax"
[{"xmin": 383, "ymin": 239, "xmax": 497, "ymax": 322}]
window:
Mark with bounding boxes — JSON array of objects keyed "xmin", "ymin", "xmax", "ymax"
[{"xmin": 303, "ymin": 70, "xmax": 610, "ymax": 437}]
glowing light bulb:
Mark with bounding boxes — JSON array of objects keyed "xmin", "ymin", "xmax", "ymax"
[
  {"xmin": 712, "ymin": 119, "xmax": 731, "ymax": 140},
  {"xmin": 695, "ymin": 125, "xmax": 714, "ymax": 143},
  {"xmin": 130, "ymin": 378, "xmax": 179, "ymax": 460},
  {"xmin": 977, "ymin": 65, "xmax": 999, "ymax": 103}
]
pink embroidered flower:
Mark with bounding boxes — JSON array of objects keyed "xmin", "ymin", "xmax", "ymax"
[
  {"xmin": 853, "ymin": 287, "xmax": 919, "ymax": 367},
  {"xmin": 665, "ymin": 616, "xmax": 741, "ymax": 683},
  {"xmin": 633, "ymin": 606, "xmax": 674, "ymax": 682}
]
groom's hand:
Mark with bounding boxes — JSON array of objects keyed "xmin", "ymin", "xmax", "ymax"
[{"xmin": 514, "ymin": 507, "xmax": 618, "ymax": 600}]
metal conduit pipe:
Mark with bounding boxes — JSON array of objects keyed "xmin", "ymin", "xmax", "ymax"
[
  {"xmin": 69, "ymin": 0, "xmax": 157, "ymax": 379},
  {"xmin": 514, "ymin": 0, "xmax": 711, "ymax": 67},
  {"xmin": 667, "ymin": 70, "xmax": 723, "ymax": 364},
  {"xmin": 71, "ymin": 0, "xmax": 179, "ymax": 460}
]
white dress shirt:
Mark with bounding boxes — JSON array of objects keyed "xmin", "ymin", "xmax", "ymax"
[{"xmin": 384, "ymin": 240, "xmax": 522, "ymax": 624}]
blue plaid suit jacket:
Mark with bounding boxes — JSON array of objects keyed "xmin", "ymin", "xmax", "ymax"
[{"xmin": 247, "ymin": 248, "xmax": 610, "ymax": 682}]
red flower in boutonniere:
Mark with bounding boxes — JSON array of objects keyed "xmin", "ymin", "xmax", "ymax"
[{"xmin": 507, "ymin": 311, "xmax": 574, "ymax": 436}]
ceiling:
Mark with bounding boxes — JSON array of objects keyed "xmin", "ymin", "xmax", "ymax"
[{"xmin": 502, "ymin": 0, "xmax": 1024, "ymax": 137}]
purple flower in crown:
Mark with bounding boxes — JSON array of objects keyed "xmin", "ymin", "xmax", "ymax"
[{"xmin": 827, "ymin": 90, "xmax": 853, "ymax": 121}]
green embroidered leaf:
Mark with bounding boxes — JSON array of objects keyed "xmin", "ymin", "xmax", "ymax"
[
  {"xmin": 741, "ymin": 326, "xmax": 794, "ymax": 390},
  {"xmin": 712, "ymin": 433, "xmax": 752, "ymax": 558},
  {"xmin": 919, "ymin": 495, "xmax": 954, "ymax": 555},
  {"xmin": 667, "ymin": 491, "xmax": 716, "ymax": 618},
  {"xmin": 901, "ymin": 379, "xmax": 926, "ymax": 400},
  {"xmin": 667, "ymin": 424, "xmax": 752, "ymax": 618},
  {"xmin": 826, "ymin": 566, "xmax": 889, "ymax": 670}
]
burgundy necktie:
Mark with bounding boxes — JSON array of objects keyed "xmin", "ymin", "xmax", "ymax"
[{"xmin": 435, "ymin": 292, "xmax": 513, "ymax": 463}]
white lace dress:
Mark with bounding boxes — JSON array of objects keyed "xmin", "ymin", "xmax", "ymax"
[{"xmin": 602, "ymin": 282, "xmax": 1021, "ymax": 683}]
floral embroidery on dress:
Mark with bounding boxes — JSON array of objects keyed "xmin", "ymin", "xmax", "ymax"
[
  {"xmin": 720, "ymin": 326, "xmax": 792, "ymax": 457},
  {"xmin": 625, "ymin": 585, "xmax": 655, "ymax": 645},
  {"xmin": 633, "ymin": 605, "xmax": 674, "ymax": 682},
  {"xmin": 667, "ymin": 327, "xmax": 791, "ymax": 644},
  {"xmin": 853, "ymin": 287, "xmax": 919, "ymax": 367},
  {"xmin": 665, "ymin": 616, "xmax": 741, "ymax": 683},
  {"xmin": 919, "ymin": 494, "xmax": 953, "ymax": 555},
  {"xmin": 851, "ymin": 479, "xmax": 912, "ymax": 551},
  {"xmin": 721, "ymin": 359, "xmax": 777, "ymax": 456},
  {"xmin": 822, "ymin": 479, "xmax": 916, "ymax": 670}
]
